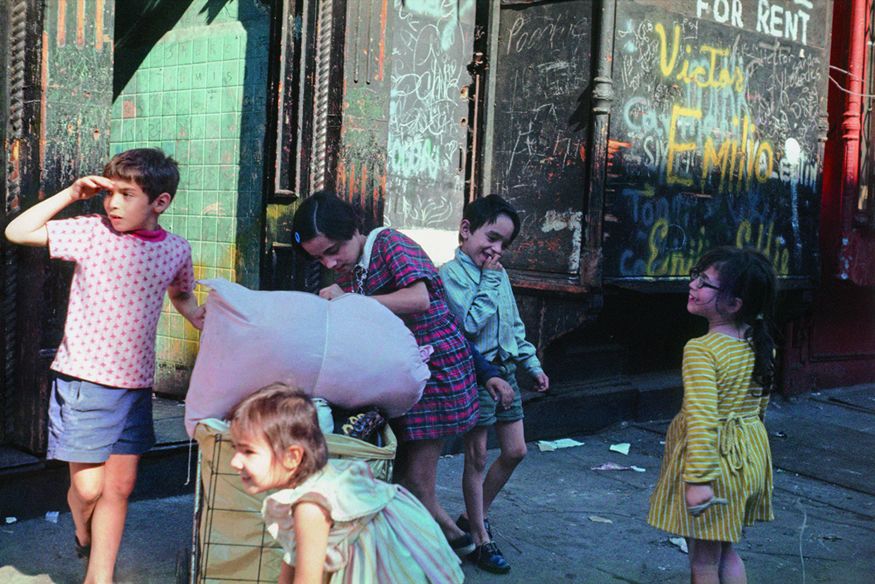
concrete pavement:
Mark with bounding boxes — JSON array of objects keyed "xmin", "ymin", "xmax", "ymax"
[{"xmin": 1, "ymin": 385, "xmax": 874, "ymax": 583}]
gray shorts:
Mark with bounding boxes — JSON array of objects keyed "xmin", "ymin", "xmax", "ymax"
[
  {"xmin": 47, "ymin": 374, "xmax": 155, "ymax": 463},
  {"xmin": 476, "ymin": 362, "xmax": 524, "ymax": 427}
]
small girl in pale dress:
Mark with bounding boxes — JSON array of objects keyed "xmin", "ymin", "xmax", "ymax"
[{"xmin": 229, "ymin": 383, "xmax": 464, "ymax": 584}]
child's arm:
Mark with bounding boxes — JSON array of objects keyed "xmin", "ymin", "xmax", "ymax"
[
  {"xmin": 681, "ymin": 345, "xmax": 720, "ymax": 483},
  {"xmin": 485, "ymin": 376, "xmax": 515, "ymax": 409},
  {"xmin": 506, "ymin": 282, "xmax": 549, "ymax": 392},
  {"xmin": 470, "ymin": 342, "xmax": 514, "ymax": 407},
  {"xmin": 758, "ymin": 392, "xmax": 770, "ymax": 421},
  {"xmin": 278, "ymin": 561, "xmax": 294, "ymax": 584},
  {"xmin": 292, "ymin": 501, "xmax": 331, "ymax": 584},
  {"xmin": 440, "ymin": 261, "xmax": 501, "ymax": 335},
  {"xmin": 680, "ymin": 341, "xmax": 720, "ymax": 505},
  {"xmin": 320, "ymin": 281, "xmax": 430, "ymax": 315},
  {"xmin": 168, "ymin": 289, "xmax": 205, "ymax": 330},
  {"xmin": 4, "ymin": 176, "xmax": 114, "ymax": 246}
]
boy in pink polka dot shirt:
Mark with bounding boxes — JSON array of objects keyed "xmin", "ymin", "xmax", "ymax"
[{"xmin": 5, "ymin": 148, "xmax": 204, "ymax": 583}]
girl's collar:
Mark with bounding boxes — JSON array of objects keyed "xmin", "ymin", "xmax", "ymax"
[
  {"xmin": 708, "ymin": 328, "xmax": 749, "ymax": 340},
  {"xmin": 128, "ymin": 227, "xmax": 167, "ymax": 242}
]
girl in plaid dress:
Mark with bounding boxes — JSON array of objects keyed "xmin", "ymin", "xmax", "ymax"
[{"xmin": 292, "ymin": 191, "xmax": 480, "ymax": 557}]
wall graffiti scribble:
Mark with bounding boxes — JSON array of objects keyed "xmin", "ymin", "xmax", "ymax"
[
  {"xmin": 604, "ymin": 1, "xmax": 828, "ymax": 280},
  {"xmin": 384, "ymin": 0, "xmax": 474, "ymax": 230}
]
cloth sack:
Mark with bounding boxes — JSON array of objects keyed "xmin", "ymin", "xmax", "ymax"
[{"xmin": 184, "ymin": 279, "xmax": 429, "ymax": 437}]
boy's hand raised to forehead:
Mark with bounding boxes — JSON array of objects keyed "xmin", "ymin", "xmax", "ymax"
[
  {"xmin": 6, "ymin": 175, "xmax": 116, "ymax": 247},
  {"xmin": 69, "ymin": 175, "xmax": 116, "ymax": 201},
  {"xmin": 482, "ymin": 253, "xmax": 503, "ymax": 271}
]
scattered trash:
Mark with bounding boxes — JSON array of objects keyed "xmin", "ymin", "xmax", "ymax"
[
  {"xmin": 588, "ymin": 515, "xmax": 613, "ymax": 524},
  {"xmin": 659, "ymin": 441, "xmax": 666, "ymax": 445},
  {"xmin": 45, "ymin": 511, "xmax": 59, "ymax": 524},
  {"xmin": 821, "ymin": 534, "xmax": 842, "ymax": 541},
  {"xmin": 772, "ymin": 430, "xmax": 787, "ymax": 439},
  {"xmin": 609, "ymin": 442, "xmax": 631, "ymax": 455},
  {"xmin": 537, "ymin": 438, "xmax": 585, "ymax": 452},
  {"xmin": 4, "ymin": 517, "xmax": 17, "ymax": 525},
  {"xmin": 592, "ymin": 462, "xmax": 630, "ymax": 471},
  {"xmin": 591, "ymin": 462, "xmax": 646, "ymax": 473},
  {"xmin": 669, "ymin": 537, "xmax": 689, "ymax": 554}
]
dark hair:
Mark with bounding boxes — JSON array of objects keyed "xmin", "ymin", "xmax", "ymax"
[
  {"xmin": 462, "ymin": 194, "xmax": 521, "ymax": 244},
  {"xmin": 229, "ymin": 383, "xmax": 328, "ymax": 482},
  {"xmin": 292, "ymin": 191, "xmax": 361, "ymax": 247},
  {"xmin": 693, "ymin": 247, "xmax": 778, "ymax": 394},
  {"xmin": 103, "ymin": 148, "xmax": 180, "ymax": 202}
]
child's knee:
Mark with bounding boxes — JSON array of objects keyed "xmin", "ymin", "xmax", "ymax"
[
  {"xmin": 107, "ymin": 478, "xmax": 136, "ymax": 500},
  {"xmin": 463, "ymin": 429, "xmax": 488, "ymax": 472},
  {"xmin": 70, "ymin": 481, "xmax": 103, "ymax": 506},
  {"xmin": 464, "ymin": 446, "xmax": 488, "ymax": 473},
  {"xmin": 688, "ymin": 538, "xmax": 722, "ymax": 569},
  {"xmin": 501, "ymin": 442, "xmax": 527, "ymax": 465},
  {"xmin": 102, "ymin": 468, "xmax": 138, "ymax": 500},
  {"xmin": 101, "ymin": 471, "xmax": 137, "ymax": 500}
]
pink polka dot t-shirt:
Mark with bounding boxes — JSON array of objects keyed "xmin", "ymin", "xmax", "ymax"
[{"xmin": 46, "ymin": 214, "xmax": 195, "ymax": 389}]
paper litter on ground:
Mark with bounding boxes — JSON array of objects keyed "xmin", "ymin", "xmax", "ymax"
[
  {"xmin": 588, "ymin": 515, "xmax": 613, "ymax": 524},
  {"xmin": 4, "ymin": 517, "xmax": 17, "ymax": 524},
  {"xmin": 591, "ymin": 462, "xmax": 646, "ymax": 472},
  {"xmin": 669, "ymin": 537, "xmax": 689, "ymax": 554},
  {"xmin": 592, "ymin": 462, "xmax": 629, "ymax": 471},
  {"xmin": 609, "ymin": 442, "xmax": 630, "ymax": 455},
  {"xmin": 45, "ymin": 511, "xmax": 59, "ymax": 523},
  {"xmin": 537, "ymin": 438, "xmax": 585, "ymax": 452}
]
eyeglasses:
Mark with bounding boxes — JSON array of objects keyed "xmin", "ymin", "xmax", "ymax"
[{"xmin": 689, "ymin": 269, "xmax": 721, "ymax": 291}]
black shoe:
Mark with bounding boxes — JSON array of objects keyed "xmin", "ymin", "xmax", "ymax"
[
  {"xmin": 456, "ymin": 514, "xmax": 493, "ymax": 540},
  {"xmin": 74, "ymin": 535, "xmax": 91, "ymax": 559},
  {"xmin": 447, "ymin": 532, "xmax": 476, "ymax": 558},
  {"xmin": 471, "ymin": 541, "xmax": 511, "ymax": 574}
]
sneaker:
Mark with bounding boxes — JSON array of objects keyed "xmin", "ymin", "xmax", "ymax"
[
  {"xmin": 447, "ymin": 532, "xmax": 476, "ymax": 558},
  {"xmin": 471, "ymin": 541, "xmax": 511, "ymax": 574},
  {"xmin": 456, "ymin": 514, "xmax": 493, "ymax": 540}
]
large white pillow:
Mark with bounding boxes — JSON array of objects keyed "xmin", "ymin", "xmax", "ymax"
[{"xmin": 184, "ymin": 279, "xmax": 430, "ymax": 437}]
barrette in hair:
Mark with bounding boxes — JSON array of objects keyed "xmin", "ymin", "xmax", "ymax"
[{"xmin": 294, "ymin": 231, "xmax": 301, "ymax": 244}]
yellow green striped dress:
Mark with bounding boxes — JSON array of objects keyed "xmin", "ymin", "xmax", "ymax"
[{"xmin": 647, "ymin": 332, "xmax": 774, "ymax": 542}]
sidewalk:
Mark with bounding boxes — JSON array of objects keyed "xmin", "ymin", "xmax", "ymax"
[{"xmin": 2, "ymin": 385, "xmax": 874, "ymax": 583}]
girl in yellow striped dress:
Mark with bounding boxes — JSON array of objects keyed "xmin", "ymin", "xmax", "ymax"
[
  {"xmin": 228, "ymin": 384, "xmax": 464, "ymax": 584},
  {"xmin": 648, "ymin": 247, "xmax": 777, "ymax": 583}
]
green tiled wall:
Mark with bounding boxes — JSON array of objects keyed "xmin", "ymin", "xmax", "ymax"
[{"xmin": 111, "ymin": 1, "xmax": 269, "ymax": 393}]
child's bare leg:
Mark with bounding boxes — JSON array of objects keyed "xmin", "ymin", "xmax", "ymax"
[
  {"xmin": 462, "ymin": 427, "xmax": 490, "ymax": 544},
  {"xmin": 481, "ymin": 420, "xmax": 526, "ymax": 514},
  {"xmin": 68, "ymin": 462, "xmax": 105, "ymax": 547},
  {"xmin": 397, "ymin": 439, "xmax": 466, "ymax": 540},
  {"xmin": 84, "ymin": 454, "xmax": 139, "ymax": 584},
  {"xmin": 687, "ymin": 538, "xmax": 722, "ymax": 584},
  {"xmin": 718, "ymin": 542, "xmax": 747, "ymax": 584}
]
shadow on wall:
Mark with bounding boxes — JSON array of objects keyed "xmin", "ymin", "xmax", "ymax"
[
  {"xmin": 115, "ymin": 0, "xmax": 248, "ymax": 98},
  {"xmin": 115, "ymin": 1, "xmax": 194, "ymax": 99}
]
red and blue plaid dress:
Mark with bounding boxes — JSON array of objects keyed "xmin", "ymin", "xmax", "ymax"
[{"xmin": 337, "ymin": 229, "xmax": 479, "ymax": 441}]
